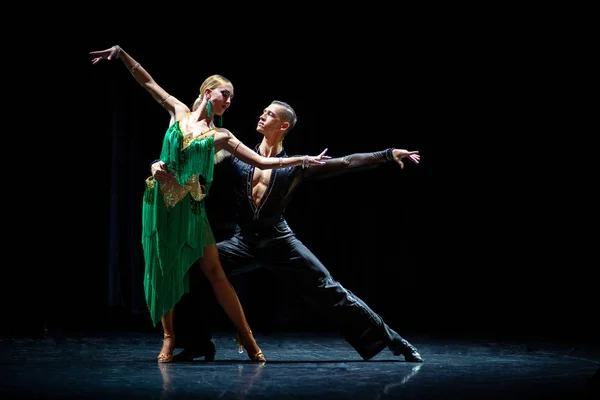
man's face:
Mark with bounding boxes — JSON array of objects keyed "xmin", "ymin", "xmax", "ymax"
[{"xmin": 256, "ymin": 104, "xmax": 286, "ymax": 136}]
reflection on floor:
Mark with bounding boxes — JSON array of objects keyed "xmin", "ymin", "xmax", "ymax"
[{"xmin": 1, "ymin": 331, "xmax": 598, "ymax": 399}]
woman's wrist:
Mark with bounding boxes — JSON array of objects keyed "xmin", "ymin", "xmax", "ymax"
[{"xmin": 280, "ymin": 156, "xmax": 307, "ymax": 168}]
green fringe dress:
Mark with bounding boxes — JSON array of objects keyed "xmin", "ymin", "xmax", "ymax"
[{"xmin": 141, "ymin": 118, "xmax": 216, "ymax": 327}]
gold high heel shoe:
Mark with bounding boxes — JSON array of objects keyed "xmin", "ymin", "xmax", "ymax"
[
  {"xmin": 158, "ymin": 333, "xmax": 174, "ymax": 363},
  {"xmin": 235, "ymin": 331, "xmax": 266, "ymax": 362}
]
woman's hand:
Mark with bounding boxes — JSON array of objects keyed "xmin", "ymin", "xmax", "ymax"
[
  {"xmin": 304, "ymin": 148, "xmax": 332, "ymax": 166},
  {"xmin": 89, "ymin": 46, "xmax": 120, "ymax": 64}
]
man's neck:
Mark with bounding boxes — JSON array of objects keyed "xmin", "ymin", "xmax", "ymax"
[{"xmin": 258, "ymin": 137, "xmax": 283, "ymax": 158}]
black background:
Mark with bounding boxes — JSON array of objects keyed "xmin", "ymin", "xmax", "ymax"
[{"xmin": 7, "ymin": 13, "xmax": 596, "ymax": 345}]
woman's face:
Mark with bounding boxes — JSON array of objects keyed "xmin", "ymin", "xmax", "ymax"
[{"xmin": 209, "ymin": 83, "xmax": 234, "ymax": 115}]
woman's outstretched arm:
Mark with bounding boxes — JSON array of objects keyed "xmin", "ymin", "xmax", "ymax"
[
  {"xmin": 90, "ymin": 45, "xmax": 189, "ymax": 124},
  {"xmin": 214, "ymin": 129, "xmax": 330, "ymax": 170}
]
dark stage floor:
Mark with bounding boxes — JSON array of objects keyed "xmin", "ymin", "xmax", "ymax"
[{"xmin": 1, "ymin": 331, "xmax": 598, "ymax": 399}]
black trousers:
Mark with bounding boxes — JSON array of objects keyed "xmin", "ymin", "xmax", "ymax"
[{"xmin": 176, "ymin": 220, "xmax": 405, "ymax": 360}]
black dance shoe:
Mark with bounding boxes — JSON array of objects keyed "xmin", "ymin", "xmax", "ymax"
[{"xmin": 172, "ymin": 341, "xmax": 216, "ymax": 362}]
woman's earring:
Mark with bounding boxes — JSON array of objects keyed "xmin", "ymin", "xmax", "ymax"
[
  {"xmin": 215, "ymin": 114, "xmax": 223, "ymax": 127},
  {"xmin": 206, "ymin": 101, "xmax": 212, "ymax": 118}
]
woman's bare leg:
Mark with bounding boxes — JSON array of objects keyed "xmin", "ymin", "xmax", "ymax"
[
  {"xmin": 197, "ymin": 244, "xmax": 264, "ymax": 361},
  {"xmin": 158, "ymin": 308, "xmax": 175, "ymax": 362}
]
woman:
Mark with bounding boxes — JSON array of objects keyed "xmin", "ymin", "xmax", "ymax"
[{"xmin": 90, "ymin": 45, "xmax": 330, "ymax": 363}]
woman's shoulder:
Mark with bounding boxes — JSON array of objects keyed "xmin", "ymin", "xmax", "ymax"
[
  {"xmin": 216, "ymin": 127, "xmax": 233, "ymax": 135},
  {"xmin": 213, "ymin": 127, "xmax": 234, "ymax": 142},
  {"xmin": 166, "ymin": 112, "xmax": 192, "ymax": 131},
  {"xmin": 175, "ymin": 111, "xmax": 193, "ymax": 124}
]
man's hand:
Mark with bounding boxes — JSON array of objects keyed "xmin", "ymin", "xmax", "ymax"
[
  {"xmin": 392, "ymin": 149, "xmax": 420, "ymax": 169},
  {"xmin": 151, "ymin": 161, "xmax": 175, "ymax": 185}
]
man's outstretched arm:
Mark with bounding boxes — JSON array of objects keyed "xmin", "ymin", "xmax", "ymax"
[{"xmin": 304, "ymin": 148, "xmax": 420, "ymax": 179}]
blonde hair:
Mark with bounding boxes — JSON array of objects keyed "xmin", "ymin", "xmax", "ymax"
[{"xmin": 192, "ymin": 74, "xmax": 232, "ymax": 111}]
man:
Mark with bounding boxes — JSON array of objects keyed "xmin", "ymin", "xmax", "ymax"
[{"xmin": 151, "ymin": 100, "xmax": 423, "ymax": 362}]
